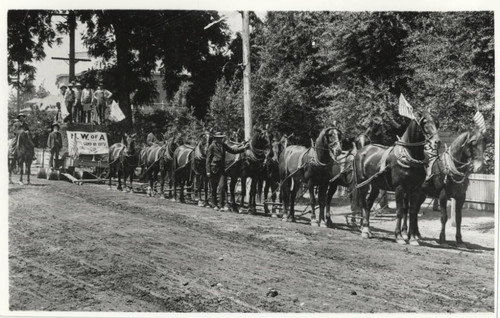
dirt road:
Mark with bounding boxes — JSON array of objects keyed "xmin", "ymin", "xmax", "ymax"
[{"xmin": 9, "ymin": 179, "xmax": 495, "ymax": 312}]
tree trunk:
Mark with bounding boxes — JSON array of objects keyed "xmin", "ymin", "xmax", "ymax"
[{"xmin": 114, "ymin": 19, "xmax": 133, "ymax": 129}]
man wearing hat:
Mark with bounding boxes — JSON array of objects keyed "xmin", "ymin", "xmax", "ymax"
[
  {"xmin": 10, "ymin": 113, "xmax": 36, "ymax": 160},
  {"xmin": 146, "ymin": 124, "xmax": 161, "ymax": 146},
  {"xmin": 64, "ymin": 82, "xmax": 76, "ymax": 123},
  {"xmin": 73, "ymin": 82, "xmax": 83, "ymax": 123},
  {"xmin": 93, "ymin": 83, "xmax": 113, "ymax": 124},
  {"xmin": 47, "ymin": 123, "xmax": 63, "ymax": 168},
  {"xmin": 206, "ymin": 132, "xmax": 249, "ymax": 210}
]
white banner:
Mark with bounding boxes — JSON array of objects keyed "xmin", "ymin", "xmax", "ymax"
[{"xmin": 67, "ymin": 131, "xmax": 109, "ymax": 157}]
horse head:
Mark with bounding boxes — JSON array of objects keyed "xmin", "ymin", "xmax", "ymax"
[
  {"xmin": 319, "ymin": 127, "xmax": 342, "ymax": 159},
  {"xmin": 414, "ymin": 109, "xmax": 441, "ymax": 153},
  {"xmin": 197, "ymin": 132, "xmax": 211, "ymax": 157},
  {"xmin": 453, "ymin": 129, "xmax": 486, "ymax": 173},
  {"xmin": 251, "ymin": 124, "xmax": 272, "ymax": 162},
  {"xmin": 123, "ymin": 133, "xmax": 137, "ymax": 155}
]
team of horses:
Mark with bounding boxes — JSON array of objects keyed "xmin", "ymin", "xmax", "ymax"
[
  {"xmin": 105, "ymin": 110, "xmax": 486, "ymax": 247},
  {"xmin": 9, "ymin": 109, "xmax": 486, "ymax": 247}
]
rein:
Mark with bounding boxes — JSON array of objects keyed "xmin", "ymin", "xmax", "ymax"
[{"xmin": 439, "ymin": 144, "xmax": 471, "ymax": 184}]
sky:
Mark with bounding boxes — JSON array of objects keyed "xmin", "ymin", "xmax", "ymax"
[{"xmin": 26, "ymin": 11, "xmax": 266, "ymax": 96}]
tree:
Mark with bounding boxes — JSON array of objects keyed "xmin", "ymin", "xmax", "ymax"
[
  {"xmin": 79, "ymin": 10, "xmax": 230, "ymax": 128},
  {"xmin": 8, "ymin": 10, "xmax": 61, "ymax": 92},
  {"xmin": 206, "ymin": 77, "xmax": 244, "ymax": 134}
]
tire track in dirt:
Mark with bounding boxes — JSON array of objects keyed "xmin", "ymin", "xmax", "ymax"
[{"xmin": 9, "ymin": 180, "xmax": 495, "ymax": 312}]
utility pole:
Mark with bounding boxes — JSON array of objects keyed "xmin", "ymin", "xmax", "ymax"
[
  {"xmin": 68, "ymin": 11, "xmax": 76, "ymax": 82},
  {"xmin": 242, "ymin": 11, "xmax": 252, "ymax": 141},
  {"xmin": 52, "ymin": 11, "xmax": 90, "ymax": 84},
  {"xmin": 17, "ymin": 63, "xmax": 20, "ymax": 113}
]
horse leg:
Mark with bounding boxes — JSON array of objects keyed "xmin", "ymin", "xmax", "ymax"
[
  {"xmin": 147, "ymin": 169, "xmax": 154, "ymax": 197},
  {"xmin": 117, "ymin": 168, "xmax": 123, "ymax": 191},
  {"xmin": 26, "ymin": 160, "xmax": 31, "ymax": 184},
  {"xmin": 281, "ymin": 179, "xmax": 291, "ymax": 222},
  {"xmin": 408, "ymin": 188, "xmax": 423, "ymax": 246},
  {"xmin": 108, "ymin": 165, "xmax": 113, "ymax": 190},
  {"xmin": 455, "ymin": 194, "xmax": 466, "ymax": 247},
  {"xmin": 19, "ymin": 161, "xmax": 24, "ymax": 185},
  {"xmin": 129, "ymin": 168, "xmax": 134, "ymax": 192},
  {"xmin": 318, "ymin": 184, "xmax": 330, "ymax": 228},
  {"xmin": 415, "ymin": 192, "xmax": 426, "ymax": 240},
  {"xmin": 401, "ymin": 193, "xmax": 409, "ymax": 240},
  {"xmin": 394, "ymin": 185, "xmax": 406, "ymax": 244},
  {"xmin": 326, "ymin": 183, "xmax": 337, "ymax": 228},
  {"xmin": 240, "ymin": 176, "xmax": 247, "ymax": 210},
  {"xmin": 358, "ymin": 186, "xmax": 369, "ymax": 237},
  {"xmin": 249, "ymin": 178, "xmax": 258, "ymax": 214},
  {"xmin": 308, "ymin": 180, "xmax": 317, "ymax": 226},
  {"xmin": 438, "ymin": 189, "xmax": 449, "ymax": 246},
  {"xmin": 123, "ymin": 167, "xmax": 128, "ymax": 191},
  {"xmin": 257, "ymin": 178, "xmax": 263, "ymax": 204},
  {"xmin": 362, "ymin": 188, "xmax": 379, "ymax": 238},
  {"xmin": 289, "ymin": 179, "xmax": 300, "ymax": 223},
  {"xmin": 204, "ymin": 175, "xmax": 209, "ymax": 207},
  {"xmin": 263, "ymin": 180, "xmax": 270, "ymax": 214},
  {"xmin": 179, "ymin": 175, "xmax": 185, "ymax": 203}
]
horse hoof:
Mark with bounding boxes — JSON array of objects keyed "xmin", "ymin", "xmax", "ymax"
[
  {"xmin": 170, "ymin": 199, "xmax": 176, "ymax": 202},
  {"xmin": 319, "ymin": 221, "xmax": 329, "ymax": 228},
  {"xmin": 18, "ymin": 181, "xmax": 24, "ymax": 185},
  {"xmin": 198, "ymin": 201, "xmax": 204, "ymax": 207},
  {"xmin": 361, "ymin": 227, "xmax": 373, "ymax": 239},
  {"xmin": 108, "ymin": 187, "xmax": 112, "ymax": 191},
  {"xmin": 456, "ymin": 242, "xmax": 467, "ymax": 248},
  {"xmin": 409, "ymin": 239, "xmax": 420, "ymax": 246},
  {"xmin": 396, "ymin": 238, "xmax": 407, "ymax": 245},
  {"xmin": 326, "ymin": 219, "xmax": 334, "ymax": 228},
  {"xmin": 395, "ymin": 234, "xmax": 407, "ymax": 244},
  {"xmin": 439, "ymin": 240, "xmax": 449, "ymax": 247}
]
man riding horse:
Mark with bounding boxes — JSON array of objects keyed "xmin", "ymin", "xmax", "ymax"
[{"xmin": 9, "ymin": 113, "xmax": 35, "ymax": 161}]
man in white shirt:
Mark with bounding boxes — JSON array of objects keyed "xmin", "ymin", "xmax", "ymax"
[
  {"xmin": 93, "ymin": 84, "xmax": 113, "ymax": 124},
  {"xmin": 81, "ymin": 83, "xmax": 93, "ymax": 123}
]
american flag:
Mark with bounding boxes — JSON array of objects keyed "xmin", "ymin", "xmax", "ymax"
[
  {"xmin": 398, "ymin": 94, "xmax": 416, "ymax": 120},
  {"xmin": 473, "ymin": 111, "xmax": 486, "ymax": 133}
]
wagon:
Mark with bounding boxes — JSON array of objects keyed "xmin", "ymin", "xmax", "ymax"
[{"xmin": 47, "ymin": 123, "xmax": 110, "ymax": 185}]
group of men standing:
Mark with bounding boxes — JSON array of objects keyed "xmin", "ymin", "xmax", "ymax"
[{"xmin": 60, "ymin": 81, "xmax": 112, "ymax": 124}]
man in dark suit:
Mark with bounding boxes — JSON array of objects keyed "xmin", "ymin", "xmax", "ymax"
[
  {"xmin": 47, "ymin": 123, "xmax": 63, "ymax": 168},
  {"xmin": 206, "ymin": 132, "xmax": 248, "ymax": 210}
]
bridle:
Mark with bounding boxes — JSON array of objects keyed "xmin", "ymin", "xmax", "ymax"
[{"xmin": 394, "ymin": 116, "xmax": 439, "ymax": 168}]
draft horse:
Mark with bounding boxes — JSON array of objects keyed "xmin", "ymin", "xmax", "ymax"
[
  {"xmin": 406, "ymin": 129, "xmax": 485, "ymax": 247},
  {"xmin": 225, "ymin": 126, "xmax": 273, "ymax": 213},
  {"xmin": 326, "ymin": 133, "xmax": 371, "ymax": 221},
  {"xmin": 139, "ymin": 134, "xmax": 179, "ymax": 197},
  {"xmin": 261, "ymin": 134, "xmax": 294, "ymax": 213},
  {"xmin": 353, "ymin": 110, "xmax": 440, "ymax": 245},
  {"xmin": 9, "ymin": 131, "xmax": 35, "ymax": 185},
  {"xmin": 173, "ymin": 144, "xmax": 195, "ymax": 202},
  {"xmin": 279, "ymin": 127, "xmax": 342, "ymax": 226},
  {"xmin": 192, "ymin": 132, "xmax": 212, "ymax": 207},
  {"xmin": 108, "ymin": 133, "xmax": 139, "ymax": 192}
]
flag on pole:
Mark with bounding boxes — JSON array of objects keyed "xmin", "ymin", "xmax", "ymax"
[
  {"xmin": 398, "ymin": 94, "xmax": 415, "ymax": 120},
  {"xmin": 473, "ymin": 111, "xmax": 486, "ymax": 133},
  {"xmin": 109, "ymin": 100, "xmax": 126, "ymax": 122}
]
